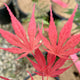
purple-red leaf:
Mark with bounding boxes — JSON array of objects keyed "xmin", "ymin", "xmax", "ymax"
[
  {"xmin": 34, "ymin": 49, "xmax": 46, "ymax": 67},
  {"xmin": 27, "ymin": 49, "xmax": 69, "ymax": 78},
  {"xmin": 47, "ymin": 53, "xmax": 56, "ymax": 65},
  {"xmin": 26, "ymin": 56, "xmax": 41, "ymax": 71}
]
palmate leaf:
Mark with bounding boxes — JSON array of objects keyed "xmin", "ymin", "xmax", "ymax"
[
  {"xmin": 27, "ymin": 49, "xmax": 71, "ymax": 78},
  {"xmin": 0, "ymin": 4, "xmax": 41, "ymax": 60},
  {"xmin": 39, "ymin": 5, "xmax": 79, "ymax": 58}
]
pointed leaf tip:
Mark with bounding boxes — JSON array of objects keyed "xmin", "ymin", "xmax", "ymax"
[
  {"xmin": 33, "ymin": 4, "xmax": 35, "ymax": 9},
  {"xmin": 4, "ymin": 3, "xmax": 7, "ymax": 6},
  {"xmin": 4, "ymin": 3, "xmax": 12, "ymax": 15},
  {"xmin": 71, "ymin": 4, "xmax": 78, "ymax": 17}
]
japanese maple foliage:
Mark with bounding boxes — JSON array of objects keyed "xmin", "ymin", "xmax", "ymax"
[
  {"xmin": 0, "ymin": 3, "xmax": 79, "ymax": 80},
  {"xmin": 52, "ymin": 0, "xmax": 68, "ymax": 8},
  {"xmin": 0, "ymin": 4, "xmax": 41, "ymax": 59},
  {"xmin": 39, "ymin": 5, "xmax": 80, "ymax": 58},
  {"xmin": 27, "ymin": 49, "xmax": 71, "ymax": 79}
]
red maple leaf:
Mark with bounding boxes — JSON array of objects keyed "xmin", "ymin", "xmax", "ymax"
[
  {"xmin": 52, "ymin": 0, "xmax": 68, "ymax": 8},
  {"xmin": 27, "ymin": 49, "xmax": 71, "ymax": 79},
  {"xmin": 39, "ymin": 5, "xmax": 80, "ymax": 58},
  {"xmin": 0, "ymin": 4, "xmax": 41, "ymax": 60}
]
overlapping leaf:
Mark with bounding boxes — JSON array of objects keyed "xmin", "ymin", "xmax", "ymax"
[
  {"xmin": 0, "ymin": 4, "xmax": 41, "ymax": 60},
  {"xmin": 27, "ymin": 49, "xmax": 71, "ymax": 78},
  {"xmin": 39, "ymin": 5, "xmax": 79, "ymax": 58}
]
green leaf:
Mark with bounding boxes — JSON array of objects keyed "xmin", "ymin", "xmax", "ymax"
[
  {"xmin": 74, "ymin": 12, "xmax": 80, "ymax": 19},
  {"xmin": 65, "ymin": 9, "xmax": 73, "ymax": 14},
  {"xmin": 42, "ymin": 20, "xmax": 49, "ymax": 25},
  {"xmin": 75, "ymin": 25, "xmax": 80, "ymax": 29},
  {"xmin": 32, "ymin": 0, "xmax": 38, "ymax": 2},
  {"xmin": 76, "ymin": 0, "xmax": 80, "ymax": 5}
]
